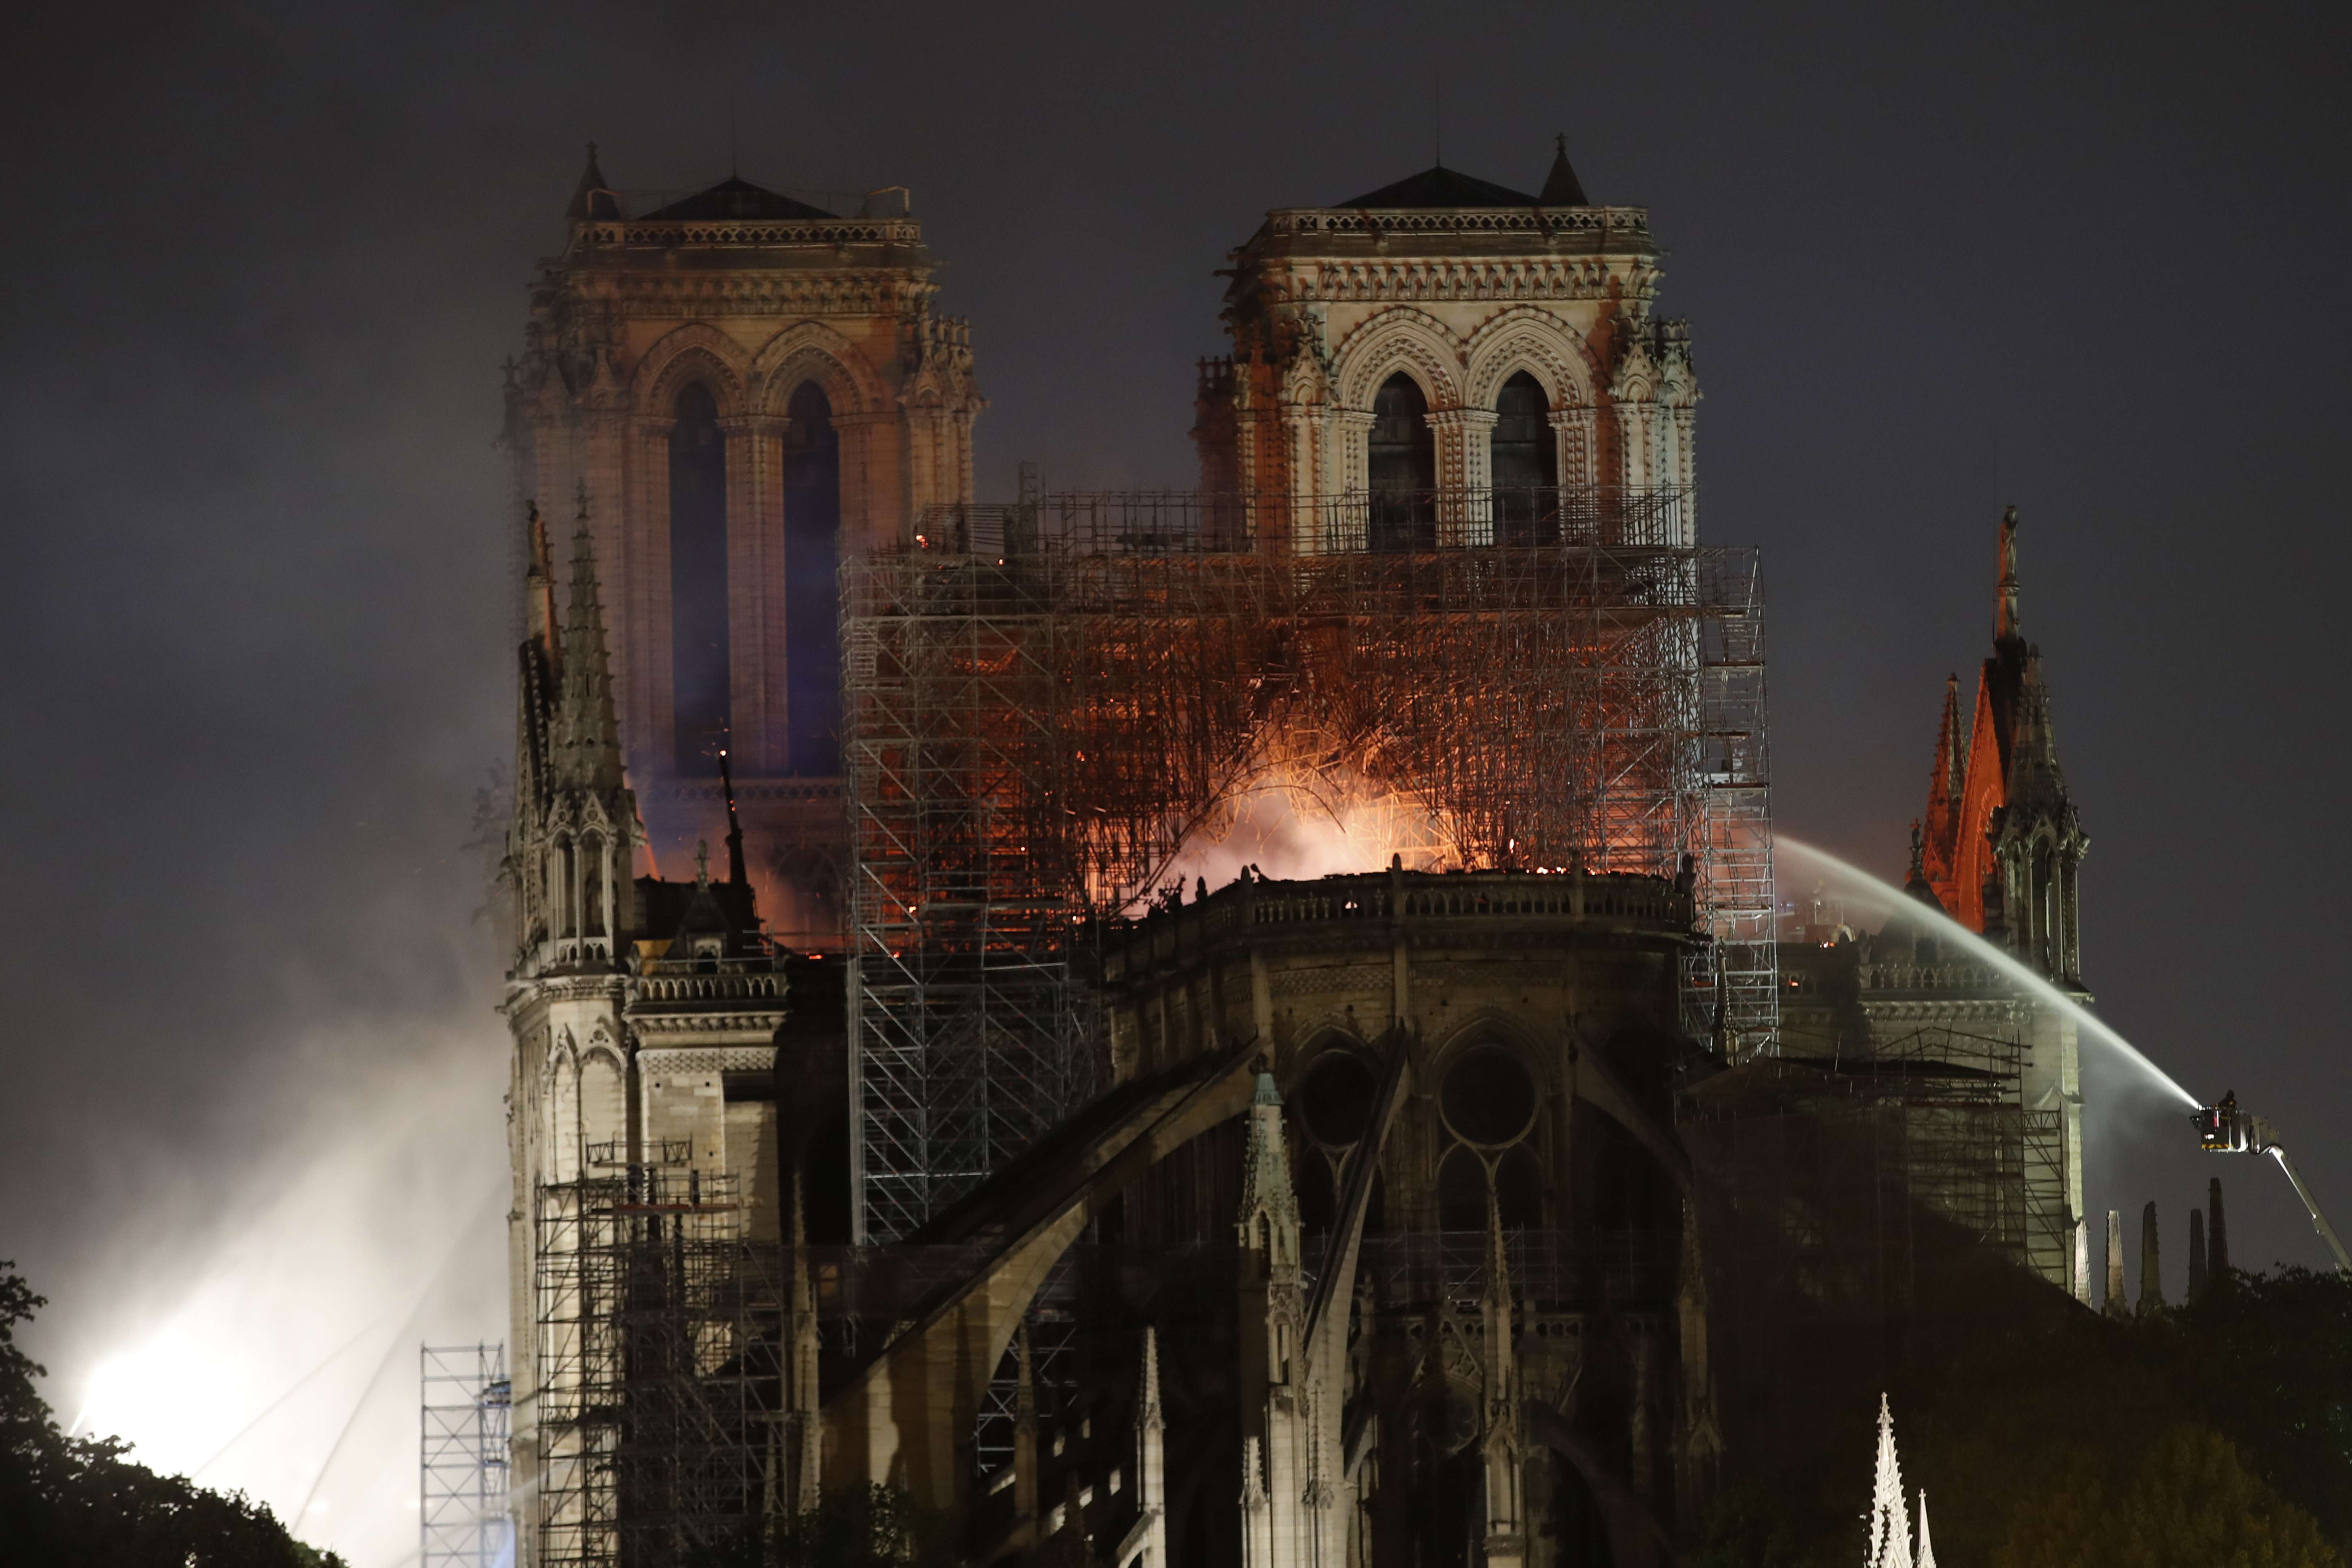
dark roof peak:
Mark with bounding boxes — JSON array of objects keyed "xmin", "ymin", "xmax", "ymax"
[
  {"xmin": 640, "ymin": 175, "xmax": 837, "ymax": 222},
  {"xmin": 567, "ymin": 142, "xmax": 623, "ymax": 222},
  {"xmin": 1539, "ymin": 134, "xmax": 1590, "ymax": 206},
  {"xmin": 1337, "ymin": 164, "xmax": 1540, "ymax": 209}
]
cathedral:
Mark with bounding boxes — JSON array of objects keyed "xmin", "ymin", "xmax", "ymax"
[{"xmin": 497, "ymin": 140, "xmax": 2088, "ymax": 1568}]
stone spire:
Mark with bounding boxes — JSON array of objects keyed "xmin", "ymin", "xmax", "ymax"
[
  {"xmin": 1236, "ymin": 1072, "xmax": 1302, "ymax": 1271},
  {"xmin": 1134, "ymin": 1324, "xmax": 1167, "ymax": 1568},
  {"xmin": 2189, "ymin": 1207, "xmax": 2209, "ymax": 1297},
  {"xmin": 1481, "ymin": 1193, "xmax": 1526, "ymax": 1568},
  {"xmin": 2209, "ymin": 1176, "xmax": 2230, "ymax": 1276},
  {"xmin": 2139, "ymin": 1202, "xmax": 2163, "ymax": 1314},
  {"xmin": 1995, "ymin": 503, "xmax": 2021, "ymax": 644},
  {"xmin": 557, "ymin": 491, "xmax": 626, "ymax": 795},
  {"xmin": 784, "ymin": 1167, "xmax": 821, "ymax": 1510},
  {"xmin": 1904, "ymin": 820, "xmax": 1937, "ymax": 907},
  {"xmin": 2105, "ymin": 1209, "xmax": 2126, "ymax": 1316},
  {"xmin": 1914, "ymin": 1492, "xmax": 1938, "ymax": 1568},
  {"xmin": 1865, "ymin": 1395, "xmax": 1913, "ymax": 1568},
  {"xmin": 566, "ymin": 142, "xmax": 622, "ymax": 223},
  {"xmin": 1235, "ymin": 1072, "xmax": 1303, "ymax": 1568},
  {"xmin": 1539, "ymin": 133, "xmax": 1590, "ymax": 206},
  {"xmin": 524, "ymin": 501, "xmax": 561, "ymax": 665}
]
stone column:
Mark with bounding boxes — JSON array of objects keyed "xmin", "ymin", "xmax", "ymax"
[
  {"xmin": 629, "ymin": 417, "xmax": 676, "ymax": 780},
  {"xmin": 1428, "ymin": 410, "xmax": 1497, "ymax": 547},
  {"xmin": 1326, "ymin": 411, "xmax": 1375, "ymax": 553},
  {"xmin": 2138, "ymin": 1202, "xmax": 2162, "ymax": 1314},
  {"xmin": 831, "ymin": 410, "xmax": 897, "ymax": 554}
]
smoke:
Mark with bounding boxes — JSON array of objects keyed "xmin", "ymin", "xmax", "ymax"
[
  {"xmin": 52, "ymin": 1009, "xmax": 511, "ymax": 1566},
  {"xmin": 1156, "ymin": 765, "xmax": 1445, "ymax": 897}
]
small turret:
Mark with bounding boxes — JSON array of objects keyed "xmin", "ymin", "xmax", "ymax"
[
  {"xmin": 566, "ymin": 142, "xmax": 623, "ymax": 223},
  {"xmin": 1236, "ymin": 1072, "xmax": 1302, "ymax": 1272},
  {"xmin": 557, "ymin": 492, "xmax": 626, "ymax": 796},
  {"xmin": 1538, "ymin": 133, "xmax": 1590, "ymax": 206},
  {"xmin": 1995, "ymin": 503, "xmax": 2022, "ymax": 645}
]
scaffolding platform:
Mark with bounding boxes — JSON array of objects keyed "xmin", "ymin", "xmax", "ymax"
[
  {"xmin": 421, "ymin": 1343, "xmax": 511, "ymax": 1568},
  {"xmin": 532, "ymin": 1168, "xmax": 781, "ymax": 1568},
  {"xmin": 844, "ymin": 485, "xmax": 1776, "ymax": 1242}
]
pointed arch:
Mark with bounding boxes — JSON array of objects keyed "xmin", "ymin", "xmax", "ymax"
[
  {"xmin": 634, "ymin": 322, "xmax": 753, "ymax": 416},
  {"xmin": 748, "ymin": 321, "xmax": 887, "ymax": 419},
  {"xmin": 1331, "ymin": 307, "xmax": 1466, "ymax": 411},
  {"xmin": 1462, "ymin": 307, "xmax": 1599, "ymax": 409}
]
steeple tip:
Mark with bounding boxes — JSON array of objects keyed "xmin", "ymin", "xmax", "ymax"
[
  {"xmin": 1996, "ymin": 504, "xmax": 2022, "ymax": 643},
  {"xmin": 1539, "ymin": 133, "xmax": 1590, "ymax": 206},
  {"xmin": 567, "ymin": 141, "xmax": 623, "ymax": 223}
]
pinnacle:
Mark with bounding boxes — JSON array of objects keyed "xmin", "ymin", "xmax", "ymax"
[
  {"xmin": 1995, "ymin": 504, "xmax": 2023, "ymax": 644},
  {"xmin": 556, "ymin": 491, "xmax": 625, "ymax": 794},
  {"xmin": 1539, "ymin": 133, "xmax": 1590, "ymax": 206},
  {"xmin": 567, "ymin": 141, "xmax": 622, "ymax": 223}
]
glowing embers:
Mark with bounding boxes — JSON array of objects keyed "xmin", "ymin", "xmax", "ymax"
[{"xmin": 1157, "ymin": 758, "xmax": 1447, "ymax": 894}]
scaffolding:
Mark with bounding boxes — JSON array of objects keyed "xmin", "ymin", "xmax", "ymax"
[
  {"xmin": 844, "ymin": 485, "xmax": 1776, "ymax": 1241},
  {"xmin": 533, "ymin": 1166, "xmax": 781, "ymax": 1568},
  {"xmin": 421, "ymin": 1343, "xmax": 511, "ymax": 1568}
]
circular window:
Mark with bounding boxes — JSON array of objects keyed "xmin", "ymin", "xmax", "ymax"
[
  {"xmin": 1297, "ymin": 1051, "xmax": 1378, "ymax": 1147},
  {"xmin": 1441, "ymin": 1045, "xmax": 1537, "ymax": 1145}
]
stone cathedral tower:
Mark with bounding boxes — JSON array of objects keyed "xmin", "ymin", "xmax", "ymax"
[
  {"xmin": 502, "ymin": 149, "xmax": 984, "ymax": 941},
  {"xmin": 1193, "ymin": 138, "xmax": 1697, "ymax": 551}
]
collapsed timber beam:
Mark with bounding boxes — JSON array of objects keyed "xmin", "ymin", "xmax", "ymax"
[{"xmin": 824, "ymin": 1038, "xmax": 1262, "ymax": 1510}]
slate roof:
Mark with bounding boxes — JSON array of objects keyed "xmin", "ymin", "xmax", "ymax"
[
  {"xmin": 1337, "ymin": 165, "xmax": 1542, "ymax": 208},
  {"xmin": 639, "ymin": 176, "xmax": 838, "ymax": 222}
]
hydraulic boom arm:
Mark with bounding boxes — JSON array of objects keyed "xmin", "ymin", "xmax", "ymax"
[{"xmin": 2196, "ymin": 1092, "xmax": 2352, "ymax": 1275}]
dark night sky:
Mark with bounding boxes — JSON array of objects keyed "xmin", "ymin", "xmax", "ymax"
[{"xmin": 3, "ymin": 2, "xmax": 2347, "ymax": 1556}]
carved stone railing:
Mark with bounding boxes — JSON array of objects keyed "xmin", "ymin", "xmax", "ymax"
[
  {"xmin": 574, "ymin": 217, "xmax": 925, "ymax": 249},
  {"xmin": 1264, "ymin": 206, "xmax": 1652, "ymax": 239}
]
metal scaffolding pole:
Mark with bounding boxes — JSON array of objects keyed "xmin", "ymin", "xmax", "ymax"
[
  {"xmin": 844, "ymin": 485, "xmax": 1777, "ymax": 1242},
  {"xmin": 421, "ymin": 1343, "xmax": 511, "ymax": 1568},
  {"xmin": 532, "ymin": 1166, "xmax": 780, "ymax": 1568}
]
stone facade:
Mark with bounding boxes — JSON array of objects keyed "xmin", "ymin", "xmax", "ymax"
[
  {"xmin": 502, "ymin": 151, "xmax": 983, "ymax": 941},
  {"xmin": 1194, "ymin": 148, "xmax": 1696, "ymax": 551},
  {"xmin": 495, "ymin": 144, "xmax": 2092, "ymax": 1568},
  {"xmin": 1776, "ymin": 507, "xmax": 2089, "ymax": 1295},
  {"xmin": 1094, "ymin": 867, "xmax": 1711, "ymax": 1568},
  {"xmin": 500, "ymin": 499, "xmax": 795, "ymax": 1568}
]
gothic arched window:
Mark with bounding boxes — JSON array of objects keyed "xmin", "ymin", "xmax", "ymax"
[
  {"xmin": 1367, "ymin": 372, "xmax": 1436, "ymax": 552},
  {"xmin": 1437, "ymin": 1145, "xmax": 1487, "ymax": 1231},
  {"xmin": 1494, "ymin": 1145, "xmax": 1544, "ymax": 1230},
  {"xmin": 783, "ymin": 381, "xmax": 843, "ymax": 776},
  {"xmin": 669, "ymin": 382, "xmax": 730, "ymax": 776},
  {"xmin": 1491, "ymin": 371, "xmax": 1558, "ymax": 545}
]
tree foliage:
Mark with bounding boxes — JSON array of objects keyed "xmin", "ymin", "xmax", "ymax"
[
  {"xmin": 2176, "ymin": 1267, "xmax": 2352, "ymax": 1545},
  {"xmin": 1987, "ymin": 1422, "xmax": 2340, "ymax": 1568},
  {"xmin": 0, "ymin": 1260, "xmax": 345, "ymax": 1568},
  {"xmin": 1709, "ymin": 1264, "xmax": 2352, "ymax": 1566}
]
